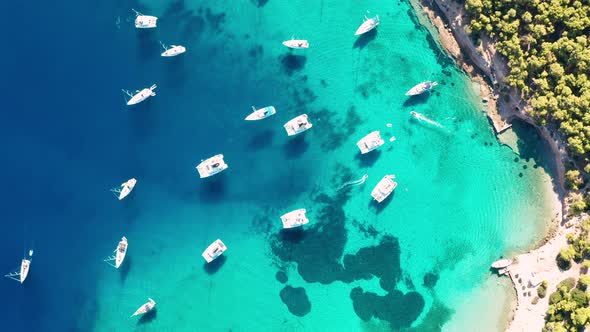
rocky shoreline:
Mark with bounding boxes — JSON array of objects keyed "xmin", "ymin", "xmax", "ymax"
[{"xmin": 409, "ymin": 0, "xmax": 574, "ymax": 331}]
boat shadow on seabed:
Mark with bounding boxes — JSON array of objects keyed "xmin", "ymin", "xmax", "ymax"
[
  {"xmin": 368, "ymin": 190, "xmax": 395, "ymax": 214},
  {"xmin": 353, "ymin": 28, "xmax": 377, "ymax": 49},
  {"xmin": 137, "ymin": 309, "xmax": 157, "ymax": 325},
  {"xmin": 203, "ymin": 255, "xmax": 227, "ymax": 275}
]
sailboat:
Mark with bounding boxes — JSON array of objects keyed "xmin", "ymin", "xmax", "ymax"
[
  {"xmin": 122, "ymin": 85, "xmax": 157, "ymax": 106},
  {"xmin": 356, "ymin": 131, "xmax": 385, "ymax": 154},
  {"xmin": 104, "ymin": 237, "xmax": 128, "ymax": 269},
  {"xmin": 280, "ymin": 209, "xmax": 309, "ymax": 229},
  {"xmin": 405, "ymin": 81, "xmax": 438, "ymax": 96},
  {"xmin": 282, "ymin": 38, "xmax": 309, "ymax": 49},
  {"xmin": 284, "ymin": 114, "xmax": 313, "ymax": 136},
  {"xmin": 110, "ymin": 178, "xmax": 137, "ymax": 200},
  {"xmin": 132, "ymin": 9, "xmax": 157, "ymax": 29},
  {"xmin": 371, "ymin": 175, "xmax": 398, "ymax": 203},
  {"xmin": 355, "ymin": 14, "xmax": 379, "ymax": 36},
  {"xmin": 196, "ymin": 154, "xmax": 228, "ymax": 178},
  {"xmin": 4, "ymin": 249, "xmax": 33, "ymax": 284},
  {"xmin": 202, "ymin": 239, "xmax": 227, "ymax": 263},
  {"xmin": 245, "ymin": 106, "xmax": 276, "ymax": 121},
  {"xmin": 132, "ymin": 298, "xmax": 156, "ymax": 317},
  {"xmin": 160, "ymin": 42, "xmax": 186, "ymax": 57}
]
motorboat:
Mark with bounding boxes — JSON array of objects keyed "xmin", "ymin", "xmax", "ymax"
[
  {"xmin": 4, "ymin": 250, "xmax": 33, "ymax": 284},
  {"xmin": 284, "ymin": 114, "xmax": 312, "ymax": 136},
  {"xmin": 280, "ymin": 208, "xmax": 309, "ymax": 229},
  {"xmin": 405, "ymin": 81, "xmax": 438, "ymax": 96},
  {"xmin": 371, "ymin": 175, "xmax": 397, "ymax": 203},
  {"xmin": 133, "ymin": 9, "xmax": 157, "ymax": 29},
  {"xmin": 356, "ymin": 131, "xmax": 385, "ymax": 154},
  {"xmin": 282, "ymin": 38, "xmax": 309, "ymax": 49},
  {"xmin": 202, "ymin": 239, "xmax": 227, "ymax": 263},
  {"xmin": 160, "ymin": 42, "xmax": 186, "ymax": 57},
  {"xmin": 196, "ymin": 154, "xmax": 228, "ymax": 178},
  {"xmin": 111, "ymin": 178, "xmax": 137, "ymax": 200},
  {"xmin": 132, "ymin": 298, "xmax": 156, "ymax": 317},
  {"xmin": 355, "ymin": 14, "xmax": 379, "ymax": 36},
  {"xmin": 245, "ymin": 106, "xmax": 276, "ymax": 121},
  {"xmin": 122, "ymin": 85, "xmax": 157, "ymax": 106},
  {"xmin": 104, "ymin": 237, "xmax": 128, "ymax": 269},
  {"xmin": 491, "ymin": 259, "xmax": 513, "ymax": 269}
]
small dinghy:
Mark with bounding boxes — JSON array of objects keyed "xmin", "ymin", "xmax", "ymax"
[
  {"xmin": 491, "ymin": 259, "xmax": 513, "ymax": 269},
  {"xmin": 4, "ymin": 249, "xmax": 33, "ymax": 284},
  {"xmin": 405, "ymin": 81, "xmax": 438, "ymax": 96},
  {"xmin": 132, "ymin": 9, "xmax": 157, "ymax": 29},
  {"xmin": 111, "ymin": 178, "xmax": 137, "ymax": 200},
  {"xmin": 196, "ymin": 154, "xmax": 228, "ymax": 178},
  {"xmin": 371, "ymin": 175, "xmax": 397, "ymax": 203},
  {"xmin": 284, "ymin": 114, "xmax": 313, "ymax": 136},
  {"xmin": 280, "ymin": 208, "xmax": 309, "ymax": 229},
  {"xmin": 245, "ymin": 106, "xmax": 276, "ymax": 121},
  {"xmin": 202, "ymin": 239, "xmax": 227, "ymax": 263},
  {"xmin": 357, "ymin": 131, "xmax": 385, "ymax": 154},
  {"xmin": 282, "ymin": 38, "xmax": 309, "ymax": 49},
  {"xmin": 160, "ymin": 42, "xmax": 186, "ymax": 57},
  {"xmin": 355, "ymin": 14, "xmax": 379, "ymax": 36},
  {"xmin": 132, "ymin": 298, "xmax": 156, "ymax": 317},
  {"xmin": 122, "ymin": 85, "xmax": 157, "ymax": 106},
  {"xmin": 104, "ymin": 237, "xmax": 128, "ymax": 269}
]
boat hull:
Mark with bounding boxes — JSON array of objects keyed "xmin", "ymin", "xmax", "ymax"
[
  {"xmin": 245, "ymin": 106, "xmax": 276, "ymax": 121},
  {"xmin": 284, "ymin": 114, "xmax": 312, "ymax": 136},
  {"xmin": 356, "ymin": 131, "xmax": 384, "ymax": 154},
  {"xmin": 491, "ymin": 259, "xmax": 513, "ymax": 269},
  {"xmin": 280, "ymin": 208, "xmax": 309, "ymax": 229},
  {"xmin": 20, "ymin": 259, "xmax": 30, "ymax": 284},
  {"xmin": 196, "ymin": 154, "xmax": 228, "ymax": 178},
  {"xmin": 371, "ymin": 175, "xmax": 397, "ymax": 203},
  {"xmin": 161, "ymin": 46, "xmax": 186, "ymax": 57},
  {"xmin": 282, "ymin": 40, "xmax": 309, "ymax": 49},
  {"xmin": 202, "ymin": 239, "xmax": 227, "ymax": 263},
  {"xmin": 354, "ymin": 16, "xmax": 379, "ymax": 36}
]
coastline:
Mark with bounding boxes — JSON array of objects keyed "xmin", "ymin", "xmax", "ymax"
[{"xmin": 408, "ymin": 0, "xmax": 572, "ymax": 331}]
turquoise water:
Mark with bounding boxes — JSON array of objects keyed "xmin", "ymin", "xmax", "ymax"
[{"xmin": 0, "ymin": 0, "xmax": 558, "ymax": 331}]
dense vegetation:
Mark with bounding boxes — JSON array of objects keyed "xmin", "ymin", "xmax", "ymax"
[{"xmin": 463, "ymin": 0, "xmax": 590, "ymax": 161}]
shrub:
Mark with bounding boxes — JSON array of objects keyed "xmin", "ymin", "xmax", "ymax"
[
  {"xmin": 532, "ymin": 296, "xmax": 539, "ymax": 304},
  {"xmin": 582, "ymin": 260, "xmax": 590, "ymax": 272},
  {"xmin": 571, "ymin": 288, "xmax": 588, "ymax": 307},
  {"xmin": 557, "ymin": 247, "xmax": 576, "ymax": 269},
  {"xmin": 549, "ymin": 290, "xmax": 563, "ymax": 305},
  {"xmin": 569, "ymin": 193, "xmax": 587, "ymax": 215},
  {"xmin": 566, "ymin": 170, "xmax": 583, "ymax": 190},
  {"xmin": 557, "ymin": 277, "xmax": 577, "ymax": 292},
  {"xmin": 538, "ymin": 283, "xmax": 548, "ymax": 298}
]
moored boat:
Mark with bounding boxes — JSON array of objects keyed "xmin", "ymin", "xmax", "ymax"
[
  {"xmin": 245, "ymin": 106, "xmax": 276, "ymax": 121},
  {"xmin": 104, "ymin": 237, "xmax": 128, "ymax": 269},
  {"xmin": 202, "ymin": 239, "xmax": 227, "ymax": 263},
  {"xmin": 405, "ymin": 81, "xmax": 438, "ymax": 96},
  {"xmin": 4, "ymin": 250, "xmax": 33, "ymax": 284},
  {"xmin": 491, "ymin": 259, "xmax": 513, "ymax": 269},
  {"xmin": 282, "ymin": 38, "xmax": 309, "ymax": 49},
  {"xmin": 160, "ymin": 42, "xmax": 186, "ymax": 57},
  {"xmin": 371, "ymin": 175, "xmax": 397, "ymax": 203},
  {"xmin": 284, "ymin": 114, "xmax": 312, "ymax": 136},
  {"xmin": 356, "ymin": 131, "xmax": 385, "ymax": 154},
  {"xmin": 132, "ymin": 9, "xmax": 157, "ymax": 29},
  {"xmin": 122, "ymin": 85, "xmax": 157, "ymax": 106},
  {"xmin": 111, "ymin": 178, "xmax": 137, "ymax": 200},
  {"xmin": 354, "ymin": 14, "xmax": 379, "ymax": 36},
  {"xmin": 132, "ymin": 298, "xmax": 156, "ymax": 317},
  {"xmin": 196, "ymin": 154, "xmax": 228, "ymax": 178},
  {"xmin": 280, "ymin": 208, "xmax": 309, "ymax": 229}
]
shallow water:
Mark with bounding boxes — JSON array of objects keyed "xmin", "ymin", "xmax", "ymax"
[{"xmin": 0, "ymin": 0, "xmax": 559, "ymax": 331}]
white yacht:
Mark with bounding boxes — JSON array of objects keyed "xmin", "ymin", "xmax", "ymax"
[
  {"xmin": 356, "ymin": 131, "xmax": 385, "ymax": 154},
  {"xmin": 355, "ymin": 14, "xmax": 379, "ymax": 36},
  {"xmin": 160, "ymin": 42, "xmax": 186, "ymax": 57},
  {"xmin": 111, "ymin": 178, "xmax": 137, "ymax": 200},
  {"xmin": 104, "ymin": 237, "xmax": 128, "ymax": 269},
  {"xmin": 202, "ymin": 239, "xmax": 227, "ymax": 263},
  {"xmin": 122, "ymin": 85, "xmax": 157, "ymax": 106},
  {"xmin": 4, "ymin": 250, "xmax": 33, "ymax": 284},
  {"xmin": 491, "ymin": 259, "xmax": 513, "ymax": 269},
  {"xmin": 133, "ymin": 9, "xmax": 157, "ymax": 29},
  {"xmin": 132, "ymin": 298, "xmax": 156, "ymax": 317},
  {"xmin": 371, "ymin": 175, "xmax": 398, "ymax": 203},
  {"xmin": 245, "ymin": 106, "xmax": 276, "ymax": 121},
  {"xmin": 405, "ymin": 81, "xmax": 438, "ymax": 96},
  {"xmin": 284, "ymin": 114, "xmax": 312, "ymax": 136},
  {"xmin": 280, "ymin": 209, "xmax": 309, "ymax": 229},
  {"xmin": 282, "ymin": 38, "xmax": 309, "ymax": 49},
  {"xmin": 196, "ymin": 154, "xmax": 228, "ymax": 178}
]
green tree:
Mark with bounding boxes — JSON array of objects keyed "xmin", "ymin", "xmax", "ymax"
[{"xmin": 565, "ymin": 170, "xmax": 583, "ymax": 189}]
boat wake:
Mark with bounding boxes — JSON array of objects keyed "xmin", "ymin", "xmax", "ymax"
[
  {"xmin": 410, "ymin": 111, "xmax": 443, "ymax": 128},
  {"xmin": 338, "ymin": 174, "xmax": 368, "ymax": 191}
]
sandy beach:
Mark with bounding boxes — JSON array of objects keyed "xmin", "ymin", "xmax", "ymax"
[{"xmin": 408, "ymin": 0, "xmax": 578, "ymax": 331}]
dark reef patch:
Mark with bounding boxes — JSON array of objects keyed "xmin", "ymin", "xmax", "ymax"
[
  {"xmin": 250, "ymin": 0, "xmax": 270, "ymax": 7},
  {"xmin": 280, "ymin": 286, "xmax": 311, "ymax": 317},
  {"xmin": 310, "ymin": 106, "xmax": 362, "ymax": 152},
  {"xmin": 350, "ymin": 287, "xmax": 424, "ymax": 329},
  {"xmin": 198, "ymin": 173, "xmax": 227, "ymax": 203},
  {"xmin": 423, "ymin": 272, "xmax": 439, "ymax": 289},
  {"xmin": 283, "ymin": 134, "xmax": 309, "ymax": 159},
  {"xmin": 275, "ymin": 271, "xmax": 288, "ymax": 284},
  {"xmin": 351, "ymin": 219, "xmax": 379, "ymax": 238},
  {"xmin": 279, "ymin": 54, "xmax": 307, "ymax": 75},
  {"xmin": 246, "ymin": 129, "xmax": 274, "ymax": 150}
]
